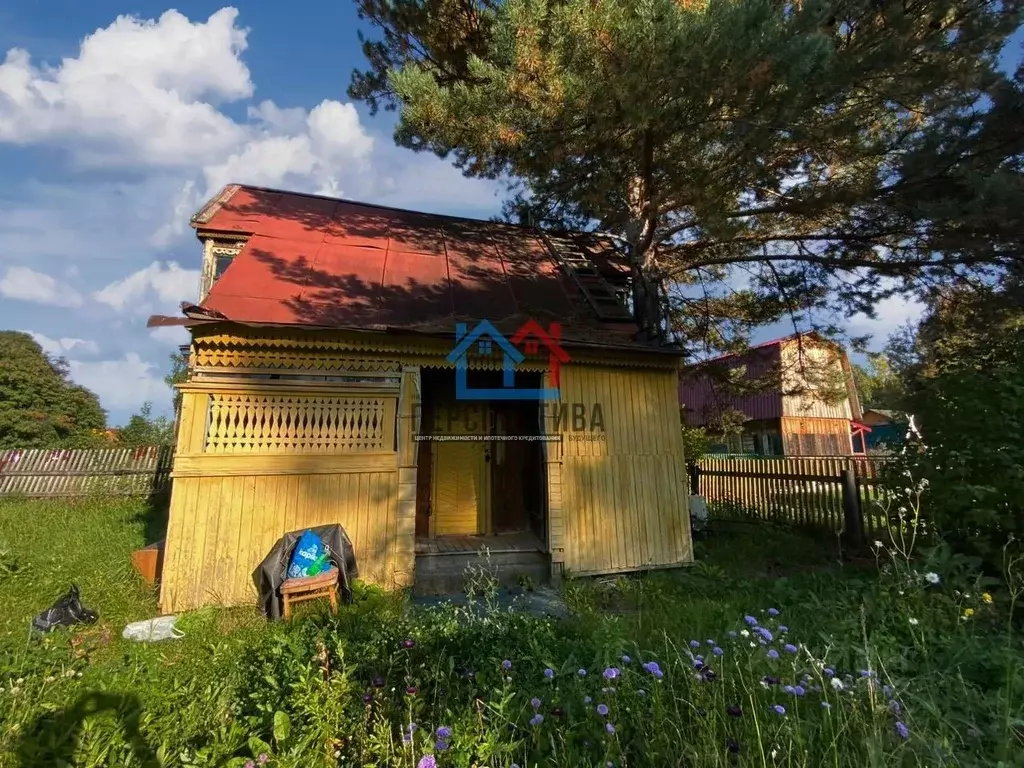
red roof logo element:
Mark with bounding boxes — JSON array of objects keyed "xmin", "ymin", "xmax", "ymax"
[{"xmin": 510, "ymin": 320, "xmax": 571, "ymax": 387}]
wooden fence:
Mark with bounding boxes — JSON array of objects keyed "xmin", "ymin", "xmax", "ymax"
[
  {"xmin": 0, "ymin": 446, "xmax": 173, "ymax": 498},
  {"xmin": 692, "ymin": 455, "xmax": 889, "ymax": 539}
]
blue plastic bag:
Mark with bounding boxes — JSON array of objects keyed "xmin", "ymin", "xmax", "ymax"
[{"xmin": 287, "ymin": 530, "xmax": 328, "ymax": 579}]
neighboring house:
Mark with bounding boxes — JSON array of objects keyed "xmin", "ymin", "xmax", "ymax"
[
  {"xmin": 149, "ymin": 184, "xmax": 692, "ymax": 612},
  {"xmin": 859, "ymin": 408, "xmax": 909, "ymax": 451},
  {"xmin": 679, "ymin": 333, "xmax": 865, "ymax": 456}
]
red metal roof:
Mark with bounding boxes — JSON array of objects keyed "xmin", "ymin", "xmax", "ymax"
[{"xmin": 185, "ymin": 184, "xmax": 641, "ymax": 345}]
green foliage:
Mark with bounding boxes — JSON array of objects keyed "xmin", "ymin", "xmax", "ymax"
[
  {"xmin": 852, "ymin": 352, "xmax": 905, "ymax": 412},
  {"xmin": 350, "ymin": 0, "xmax": 1024, "ymax": 345},
  {"xmin": 117, "ymin": 402, "xmax": 176, "ymax": 447},
  {"xmin": 2, "ymin": 497, "xmax": 1023, "ymax": 766},
  {"xmin": 680, "ymin": 422, "xmax": 709, "ymax": 464},
  {"xmin": 0, "ymin": 331, "xmax": 107, "ymax": 449},
  {"xmin": 881, "ymin": 278, "xmax": 1024, "ymax": 576},
  {"xmin": 164, "ymin": 351, "xmax": 189, "ymax": 417}
]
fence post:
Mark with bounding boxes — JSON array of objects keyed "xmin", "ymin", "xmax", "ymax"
[
  {"xmin": 840, "ymin": 466, "xmax": 864, "ymax": 544},
  {"xmin": 688, "ymin": 462, "xmax": 700, "ymax": 496}
]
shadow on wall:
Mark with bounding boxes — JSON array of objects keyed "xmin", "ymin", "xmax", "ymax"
[{"xmin": 15, "ymin": 692, "xmax": 159, "ymax": 768}]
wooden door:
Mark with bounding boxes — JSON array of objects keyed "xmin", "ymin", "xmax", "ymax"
[
  {"xmin": 491, "ymin": 408, "xmax": 531, "ymax": 533},
  {"xmin": 432, "ymin": 441, "xmax": 488, "ymax": 534},
  {"xmin": 430, "ymin": 402, "xmax": 489, "ymax": 536}
]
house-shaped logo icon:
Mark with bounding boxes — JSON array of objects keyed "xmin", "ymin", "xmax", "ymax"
[{"xmin": 447, "ymin": 319, "xmax": 567, "ymax": 400}]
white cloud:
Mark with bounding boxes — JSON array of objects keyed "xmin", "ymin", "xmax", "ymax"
[
  {"xmin": 93, "ymin": 260, "xmax": 200, "ymax": 313},
  {"xmin": 848, "ymin": 294, "xmax": 924, "ymax": 349},
  {"xmin": 0, "ymin": 9, "xmax": 251, "ymax": 168},
  {"xmin": 21, "ymin": 330, "xmax": 99, "ymax": 356},
  {"xmin": 68, "ymin": 353, "xmax": 169, "ymax": 412},
  {"xmin": 150, "ymin": 325, "xmax": 191, "ymax": 347},
  {"xmin": 0, "ymin": 265, "xmax": 82, "ymax": 306}
]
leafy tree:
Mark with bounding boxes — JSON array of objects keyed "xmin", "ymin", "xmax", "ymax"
[
  {"xmin": 117, "ymin": 402, "xmax": 176, "ymax": 447},
  {"xmin": 0, "ymin": 331, "xmax": 107, "ymax": 449},
  {"xmin": 851, "ymin": 351, "xmax": 904, "ymax": 411},
  {"xmin": 164, "ymin": 351, "xmax": 189, "ymax": 417},
  {"xmin": 883, "ymin": 277, "xmax": 1023, "ymax": 573},
  {"xmin": 349, "ymin": 0, "xmax": 1024, "ymax": 351}
]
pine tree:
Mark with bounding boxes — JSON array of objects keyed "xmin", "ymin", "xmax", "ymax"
[{"xmin": 349, "ymin": 0, "xmax": 1024, "ymax": 350}]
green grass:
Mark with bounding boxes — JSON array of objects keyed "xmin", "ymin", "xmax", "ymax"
[{"xmin": 0, "ymin": 496, "xmax": 1022, "ymax": 767}]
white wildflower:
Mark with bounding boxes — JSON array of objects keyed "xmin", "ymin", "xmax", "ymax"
[
  {"xmin": 740, "ymin": 629, "xmax": 750, "ymax": 638},
  {"xmin": 873, "ymin": 540, "xmax": 884, "ymax": 549},
  {"xmin": 830, "ymin": 678, "xmax": 845, "ymax": 691},
  {"xmin": 749, "ymin": 642, "xmax": 757, "ymax": 648},
  {"xmin": 908, "ymin": 617, "xmax": 919, "ymax": 625},
  {"xmin": 923, "ymin": 572, "xmax": 940, "ymax": 585}
]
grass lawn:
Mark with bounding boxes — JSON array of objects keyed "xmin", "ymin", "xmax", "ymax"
[{"xmin": 0, "ymin": 495, "xmax": 1022, "ymax": 767}]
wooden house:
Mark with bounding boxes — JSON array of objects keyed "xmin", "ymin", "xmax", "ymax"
[
  {"xmin": 679, "ymin": 333, "xmax": 865, "ymax": 456},
  {"xmin": 149, "ymin": 184, "xmax": 692, "ymax": 613}
]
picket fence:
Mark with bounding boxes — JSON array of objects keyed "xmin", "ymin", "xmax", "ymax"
[
  {"xmin": 0, "ymin": 446, "xmax": 173, "ymax": 498},
  {"xmin": 692, "ymin": 455, "xmax": 889, "ymax": 538}
]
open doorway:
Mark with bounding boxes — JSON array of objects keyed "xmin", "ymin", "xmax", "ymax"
[{"xmin": 414, "ymin": 368, "xmax": 547, "ymax": 549}]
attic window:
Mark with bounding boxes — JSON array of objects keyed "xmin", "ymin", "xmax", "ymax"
[{"xmin": 199, "ymin": 238, "xmax": 245, "ymax": 300}]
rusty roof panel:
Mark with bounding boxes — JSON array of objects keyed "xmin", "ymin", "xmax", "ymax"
[{"xmin": 194, "ymin": 184, "xmax": 645, "ymax": 346}]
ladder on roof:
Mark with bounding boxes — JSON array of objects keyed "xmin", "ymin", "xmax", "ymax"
[{"xmin": 540, "ymin": 233, "xmax": 633, "ymax": 321}]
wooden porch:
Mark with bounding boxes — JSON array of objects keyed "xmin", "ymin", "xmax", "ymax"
[{"xmin": 414, "ymin": 531, "xmax": 545, "ymax": 556}]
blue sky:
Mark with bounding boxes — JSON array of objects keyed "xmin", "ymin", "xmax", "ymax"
[{"xmin": 0, "ymin": 5, "xmax": 1020, "ymax": 425}]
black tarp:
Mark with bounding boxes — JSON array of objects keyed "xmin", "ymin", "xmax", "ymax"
[{"xmin": 252, "ymin": 524, "xmax": 358, "ymax": 620}]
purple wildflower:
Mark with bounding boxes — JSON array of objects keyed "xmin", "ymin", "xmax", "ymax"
[
  {"xmin": 401, "ymin": 638, "xmax": 415, "ymax": 649},
  {"xmin": 726, "ymin": 738, "xmax": 741, "ymax": 754},
  {"xmin": 727, "ymin": 630, "xmax": 738, "ymax": 639},
  {"xmin": 727, "ymin": 704, "xmax": 743, "ymax": 718},
  {"xmin": 244, "ymin": 761, "xmax": 255, "ymax": 768},
  {"xmin": 604, "ymin": 667, "xmax": 620, "ymax": 680},
  {"xmin": 778, "ymin": 625, "xmax": 788, "ymax": 633},
  {"xmin": 895, "ymin": 721, "xmax": 909, "ymax": 740},
  {"xmin": 597, "ymin": 703, "xmax": 610, "ymax": 716},
  {"xmin": 689, "ymin": 640, "xmax": 700, "ymax": 648},
  {"xmin": 783, "ymin": 685, "xmax": 795, "ymax": 694},
  {"xmin": 860, "ymin": 669, "xmax": 871, "ymax": 677},
  {"xmin": 362, "ymin": 693, "xmax": 373, "ymax": 703},
  {"xmin": 530, "ymin": 697, "xmax": 542, "ymax": 710},
  {"xmin": 767, "ymin": 607, "xmax": 780, "ymax": 616},
  {"xmin": 693, "ymin": 659, "xmax": 704, "ymax": 670},
  {"xmin": 784, "ymin": 643, "xmax": 798, "ymax": 654},
  {"xmin": 552, "ymin": 707, "xmax": 564, "ymax": 717},
  {"xmin": 758, "ymin": 628, "xmax": 774, "ymax": 642},
  {"xmin": 890, "ymin": 700, "xmax": 902, "ymax": 715},
  {"xmin": 701, "ymin": 668, "xmax": 717, "ymax": 682},
  {"xmin": 824, "ymin": 667, "xmax": 835, "ymax": 678},
  {"xmin": 502, "ymin": 659, "xmax": 512, "ymax": 670},
  {"xmin": 821, "ymin": 701, "xmax": 831, "ymax": 709},
  {"xmin": 435, "ymin": 726, "xmax": 452, "ymax": 740},
  {"xmin": 767, "ymin": 649, "xmax": 780, "ymax": 660},
  {"xmin": 417, "ymin": 756, "xmax": 436, "ymax": 768},
  {"xmin": 434, "ymin": 740, "xmax": 448, "ymax": 752},
  {"xmin": 529, "ymin": 714, "xmax": 544, "ymax": 727},
  {"xmin": 763, "ymin": 675, "xmax": 780, "ymax": 686},
  {"xmin": 773, "ymin": 704, "xmax": 786, "ymax": 716},
  {"xmin": 584, "ymin": 695, "xmax": 592, "ymax": 704},
  {"xmin": 794, "ymin": 685, "xmax": 806, "ymax": 697},
  {"xmin": 406, "ymin": 686, "xmax": 418, "ymax": 695},
  {"xmin": 605, "ymin": 723, "xmax": 616, "ymax": 734},
  {"xmin": 544, "ymin": 668, "xmax": 555, "ymax": 679},
  {"xmin": 713, "ymin": 647, "xmax": 724, "ymax": 656},
  {"xmin": 578, "ymin": 668, "xmax": 587, "ymax": 677},
  {"xmin": 257, "ymin": 756, "xmax": 269, "ymax": 766},
  {"xmin": 372, "ymin": 676, "xmax": 385, "ymax": 688},
  {"xmin": 621, "ymin": 655, "xmax": 631, "ymax": 664},
  {"xmin": 883, "ymin": 685, "xmax": 893, "ymax": 699},
  {"xmin": 744, "ymin": 615, "xmax": 758, "ymax": 626},
  {"xmin": 642, "ymin": 661, "xmax": 664, "ymax": 679}
]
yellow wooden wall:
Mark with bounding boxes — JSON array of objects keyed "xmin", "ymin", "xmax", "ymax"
[
  {"xmin": 159, "ymin": 383, "xmax": 403, "ymax": 613},
  {"xmin": 548, "ymin": 365, "xmax": 692, "ymax": 576}
]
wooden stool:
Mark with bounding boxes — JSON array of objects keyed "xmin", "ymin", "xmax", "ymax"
[{"xmin": 280, "ymin": 568, "xmax": 339, "ymax": 619}]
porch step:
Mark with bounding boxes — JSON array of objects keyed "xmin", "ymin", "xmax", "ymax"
[{"xmin": 413, "ymin": 550, "xmax": 551, "ymax": 596}]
